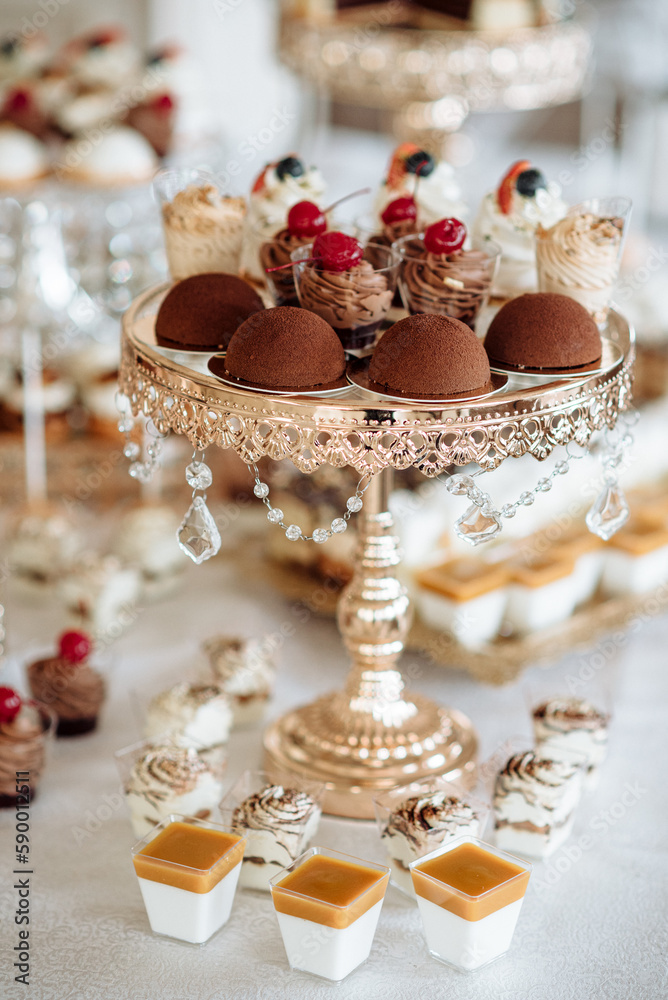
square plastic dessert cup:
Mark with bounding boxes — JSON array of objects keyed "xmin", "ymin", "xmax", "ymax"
[
  {"xmin": 270, "ymin": 846, "xmax": 390, "ymax": 983},
  {"xmin": 131, "ymin": 813, "xmax": 246, "ymax": 945},
  {"xmin": 410, "ymin": 836, "xmax": 532, "ymax": 973},
  {"xmin": 219, "ymin": 769, "xmax": 325, "ymax": 893},
  {"xmin": 373, "ymin": 777, "xmax": 490, "ymax": 899}
]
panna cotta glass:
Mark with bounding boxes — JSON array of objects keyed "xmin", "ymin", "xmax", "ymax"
[
  {"xmin": 374, "ymin": 778, "xmax": 489, "ymax": 898},
  {"xmin": 410, "ymin": 837, "xmax": 532, "ymax": 973},
  {"xmin": 132, "ymin": 814, "xmax": 246, "ymax": 944},
  {"xmin": 221, "ymin": 770, "xmax": 324, "ymax": 892},
  {"xmin": 270, "ymin": 846, "xmax": 390, "ymax": 982}
]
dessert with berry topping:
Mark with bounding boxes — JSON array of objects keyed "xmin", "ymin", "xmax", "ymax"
[
  {"xmin": 240, "ymin": 154, "xmax": 326, "ymax": 281},
  {"xmin": 369, "ymin": 313, "xmax": 492, "ymax": 398},
  {"xmin": 395, "ymin": 217, "xmax": 500, "ymax": 327},
  {"xmin": 260, "ymin": 199, "xmax": 327, "ymax": 306},
  {"xmin": 0, "ymin": 33, "xmax": 49, "ymax": 82},
  {"xmin": 223, "ymin": 306, "xmax": 346, "ymax": 389},
  {"xmin": 27, "ymin": 630, "xmax": 105, "ymax": 737},
  {"xmin": 125, "ymin": 90, "xmax": 176, "ymax": 158},
  {"xmin": 0, "ymin": 687, "xmax": 53, "ymax": 807},
  {"xmin": 473, "ymin": 160, "xmax": 566, "ymax": 298},
  {"xmin": 484, "ymin": 292, "xmax": 602, "ymax": 371},
  {"xmin": 156, "ymin": 170, "xmax": 247, "ymax": 280},
  {"xmin": 155, "ymin": 273, "xmax": 264, "ymax": 352},
  {"xmin": 294, "ymin": 231, "xmax": 398, "ymax": 350},
  {"xmin": 1, "ymin": 82, "xmax": 51, "ymax": 139},
  {"xmin": 374, "ymin": 142, "xmax": 466, "ymax": 228},
  {"xmin": 60, "ymin": 26, "xmax": 141, "ymax": 88}
]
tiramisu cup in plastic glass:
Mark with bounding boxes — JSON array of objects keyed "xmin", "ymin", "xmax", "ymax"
[
  {"xmin": 293, "ymin": 241, "xmax": 399, "ymax": 352},
  {"xmin": 374, "ymin": 778, "xmax": 489, "ymax": 898},
  {"xmin": 535, "ymin": 197, "xmax": 631, "ymax": 324},
  {"xmin": 220, "ymin": 769, "xmax": 324, "ymax": 892},
  {"xmin": 395, "ymin": 233, "xmax": 500, "ymax": 329},
  {"xmin": 410, "ymin": 837, "xmax": 532, "ymax": 973},
  {"xmin": 154, "ymin": 167, "xmax": 246, "ymax": 280},
  {"xmin": 270, "ymin": 846, "xmax": 390, "ymax": 982},
  {"xmin": 132, "ymin": 814, "xmax": 246, "ymax": 944}
]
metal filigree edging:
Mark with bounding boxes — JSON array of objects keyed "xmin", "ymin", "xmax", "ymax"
[{"xmin": 119, "ymin": 290, "xmax": 634, "ymax": 479}]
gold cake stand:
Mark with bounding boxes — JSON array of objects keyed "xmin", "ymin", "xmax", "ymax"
[
  {"xmin": 120, "ymin": 283, "xmax": 634, "ymax": 817},
  {"xmin": 278, "ymin": 11, "xmax": 592, "ymax": 152}
]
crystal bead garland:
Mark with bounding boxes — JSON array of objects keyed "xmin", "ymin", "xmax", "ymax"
[
  {"xmin": 177, "ymin": 450, "xmax": 221, "ymax": 564},
  {"xmin": 585, "ymin": 411, "xmax": 637, "ymax": 540},
  {"xmin": 249, "ymin": 462, "xmax": 371, "ymax": 543},
  {"xmin": 115, "ymin": 392, "xmax": 166, "ymax": 483}
]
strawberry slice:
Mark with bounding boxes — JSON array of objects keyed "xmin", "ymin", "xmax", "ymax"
[
  {"xmin": 386, "ymin": 142, "xmax": 420, "ymax": 190},
  {"xmin": 251, "ymin": 163, "xmax": 271, "ymax": 194},
  {"xmin": 497, "ymin": 159, "xmax": 531, "ymax": 215}
]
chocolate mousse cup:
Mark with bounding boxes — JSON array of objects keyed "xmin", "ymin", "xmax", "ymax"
[
  {"xmin": 395, "ymin": 234, "xmax": 501, "ymax": 329},
  {"xmin": 293, "ymin": 243, "xmax": 400, "ymax": 351},
  {"xmin": 28, "ymin": 654, "xmax": 105, "ymax": 737},
  {"xmin": 0, "ymin": 702, "xmax": 54, "ymax": 807},
  {"xmin": 259, "ymin": 226, "xmax": 312, "ymax": 307}
]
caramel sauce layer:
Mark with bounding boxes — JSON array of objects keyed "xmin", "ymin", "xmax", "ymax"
[
  {"xmin": 272, "ymin": 854, "xmax": 388, "ymax": 929},
  {"xmin": 411, "ymin": 842, "xmax": 529, "ymax": 921},
  {"xmin": 416, "ymin": 558, "xmax": 509, "ymax": 602},
  {"xmin": 133, "ymin": 821, "xmax": 245, "ymax": 894}
]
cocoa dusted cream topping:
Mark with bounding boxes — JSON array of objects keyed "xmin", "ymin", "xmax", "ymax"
[
  {"xmin": 232, "ymin": 785, "xmax": 319, "ymax": 860},
  {"xmin": 383, "ymin": 793, "xmax": 480, "ymax": 854},
  {"xmin": 401, "ymin": 237, "xmax": 494, "ymax": 326},
  {"xmin": 28, "ymin": 657, "xmax": 104, "ymax": 721},
  {"xmin": 533, "ymin": 698, "xmax": 608, "ymax": 731},
  {"xmin": 298, "ymin": 260, "xmax": 393, "ymax": 332},
  {"xmin": 126, "ymin": 746, "xmax": 210, "ymax": 808},
  {"xmin": 495, "ymin": 750, "xmax": 580, "ymax": 807},
  {"xmin": 0, "ymin": 706, "xmax": 47, "ymax": 796}
]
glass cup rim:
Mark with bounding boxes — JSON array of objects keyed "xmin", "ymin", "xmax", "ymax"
[
  {"xmin": 409, "ymin": 835, "xmax": 532, "ymax": 900},
  {"xmin": 152, "ymin": 166, "xmax": 221, "ymax": 204},
  {"xmin": 130, "ymin": 812, "xmax": 246, "ymax": 873},
  {"xmin": 269, "ymin": 845, "xmax": 390, "ymax": 907},
  {"xmin": 565, "ymin": 196, "xmax": 632, "ymax": 219},
  {"xmin": 291, "ymin": 241, "xmax": 401, "ymax": 274},
  {"xmin": 392, "ymin": 232, "xmax": 502, "ymax": 263},
  {"xmin": 372, "ymin": 776, "xmax": 490, "ymax": 821}
]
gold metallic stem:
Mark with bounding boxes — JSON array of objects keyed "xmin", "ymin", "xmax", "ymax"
[{"xmin": 264, "ymin": 468, "xmax": 478, "ymax": 819}]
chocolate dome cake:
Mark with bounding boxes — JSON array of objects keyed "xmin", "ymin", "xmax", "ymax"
[
  {"xmin": 224, "ymin": 306, "xmax": 346, "ymax": 389},
  {"xmin": 369, "ymin": 314, "xmax": 491, "ymax": 396},
  {"xmin": 484, "ymin": 293, "xmax": 601, "ymax": 370},
  {"xmin": 155, "ymin": 273, "xmax": 264, "ymax": 352}
]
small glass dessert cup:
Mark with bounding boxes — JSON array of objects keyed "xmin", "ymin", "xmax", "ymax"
[
  {"xmin": 409, "ymin": 837, "xmax": 532, "ymax": 973},
  {"xmin": 153, "ymin": 166, "xmax": 246, "ymax": 280},
  {"xmin": 374, "ymin": 779, "xmax": 489, "ymax": 899},
  {"xmin": 220, "ymin": 769, "xmax": 324, "ymax": 892},
  {"xmin": 0, "ymin": 696, "xmax": 55, "ymax": 808},
  {"xmin": 258, "ymin": 223, "xmax": 310, "ymax": 307},
  {"xmin": 131, "ymin": 814, "xmax": 246, "ymax": 945},
  {"xmin": 292, "ymin": 243, "xmax": 400, "ymax": 351},
  {"xmin": 270, "ymin": 846, "xmax": 390, "ymax": 983},
  {"xmin": 394, "ymin": 233, "xmax": 500, "ymax": 328},
  {"xmin": 535, "ymin": 196, "xmax": 632, "ymax": 325}
]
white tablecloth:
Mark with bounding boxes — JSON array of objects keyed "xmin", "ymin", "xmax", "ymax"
[{"xmin": 1, "ymin": 553, "xmax": 666, "ymax": 1000}]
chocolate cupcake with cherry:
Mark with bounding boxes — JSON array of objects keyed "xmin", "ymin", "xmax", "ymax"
[
  {"xmin": 260, "ymin": 199, "xmax": 327, "ymax": 307},
  {"xmin": 27, "ymin": 630, "xmax": 106, "ymax": 737},
  {"xmin": 0, "ymin": 687, "xmax": 54, "ymax": 807},
  {"xmin": 293, "ymin": 231, "xmax": 399, "ymax": 351},
  {"xmin": 394, "ymin": 218, "xmax": 500, "ymax": 328}
]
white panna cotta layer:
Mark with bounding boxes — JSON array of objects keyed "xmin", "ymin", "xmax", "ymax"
[
  {"xmin": 495, "ymin": 812, "xmax": 575, "ymax": 860},
  {"xmin": 415, "ymin": 895, "xmax": 524, "ymax": 972},
  {"xmin": 137, "ymin": 861, "xmax": 241, "ymax": 944},
  {"xmin": 275, "ymin": 899, "xmax": 383, "ymax": 982},
  {"xmin": 417, "ymin": 588, "xmax": 508, "ymax": 649}
]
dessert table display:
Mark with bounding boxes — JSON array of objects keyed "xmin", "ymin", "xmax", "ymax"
[{"xmin": 119, "ymin": 281, "xmax": 634, "ymax": 819}]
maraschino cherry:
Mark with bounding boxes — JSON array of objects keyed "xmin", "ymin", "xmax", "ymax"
[
  {"xmin": 58, "ymin": 630, "xmax": 92, "ymax": 666},
  {"xmin": 312, "ymin": 232, "xmax": 364, "ymax": 272},
  {"xmin": 381, "ymin": 196, "xmax": 417, "ymax": 227},
  {"xmin": 0, "ymin": 686, "xmax": 22, "ymax": 725},
  {"xmin": 287, "ymin": 200, "xmax": 327, "ymax": 239},
  {"xmin": 424, "ymin": 218, "xmax": 466, "ymax": 255}
]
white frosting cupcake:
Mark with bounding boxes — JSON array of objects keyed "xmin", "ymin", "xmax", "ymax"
[
  {"xmin": 0, "ymin": 123, "xmax": 49, "ymax": 188},
  {"xmin": 56, "ymin": 125, "xmax": 157, "ymax": 187},
  {"xmin": 144, "ymin": 682, "xmax": 232, "ymax": 751}
]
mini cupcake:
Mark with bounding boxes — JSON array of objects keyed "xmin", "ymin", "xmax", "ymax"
[
  {"xmin": 473, "ymin": 160, "xmax": 566, "ymax": 298},
  {"xmin": 203, "ymin": 635, "xmax": 276, "ymax": 727},
  {"xmin": 27, "ymin": 630, "xmax": 105, "ymax": 737},
  {"xmin": 119, "ymin": 741, "xmax": 225, "ymax": 838},
  {"xmin": 0, "ymin": 687, "xmax": 53, "ymax": 807},
  {"xmin": 223, "ymin": 771, "xmax": 323, "ymax": 891},
  {"xmin": 144, "ymin": 682, "xmax": 232, "ymax": 751},
  {"xmin": 240, "ymin": 154, "xmax": 326, "ymax": 281}
]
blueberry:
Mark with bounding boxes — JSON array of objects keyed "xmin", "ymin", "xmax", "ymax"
[
  {"xmin": 276, "ymin": 156, "xmax": 305, "ymax": 181},
  {"xmin": 516, "ymin": 168, "xmax": 547, "ymax": 197},
  {"xmin": 405, "ymin": 150, "xmax": 435, "ymax": 178},
  {"xmin": 0, "ymin": 37, "xmax": 18, "ymax": 57}
]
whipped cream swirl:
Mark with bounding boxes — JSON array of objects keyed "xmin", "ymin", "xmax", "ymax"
[
  {"xmin": 400, "ymin": 238, "xmax": 494, "ymax": 326},
  {"xmin": 494, "ymin": 750, "xmax": 582, "ymax": 833},
  {"xmin": 298, "ymin": 260, "xmax": 393, "ymax": 332},
  {"xmin": 232, "ymin": 784, "xmax": 319, "ymax": 860},
  {"xmin": 162, "ymin": 184, "xmax": 246, "ymax": 279},
  {"xmin": 28, "ymin": 657, "xmax": 105, "ymax": 721},
  {"xmin": 383, "ymin": 792, "xmax": 480, "ymax": 854},
  {"xmin": 126, "ymin": 746, "xmax": 210, "ymax": 806},
  {"xmin": 0, "ymin": 705, "xmax": 48, "ymax": 797}
]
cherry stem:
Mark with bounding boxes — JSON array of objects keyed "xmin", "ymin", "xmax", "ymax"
[
  {"xmin": 265, "ymin": 257, "xmax": 317, "ymax": 273},
  {"xmin": 323, "ymin": 187, "xmax": 371, "ymax": 216}
]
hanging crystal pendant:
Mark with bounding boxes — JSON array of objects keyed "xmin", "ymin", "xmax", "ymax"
[
  {"xmin": 446, "ymin": 474, "xmax": 475, "ymax": 495},
  {"xmin": 455, "ymin": 504, "xmax": 502, "ymax": 546},
  {"xmin": 177, "ymin": 496, "xmax": 221, "ymax": 564},
  {"xmin": 586, "ymin": 482, "xmax": 630, "ymax": 540},
  {"xmin": 185, "ymin": 461, "xmax": 213, "ymax": 490}
]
